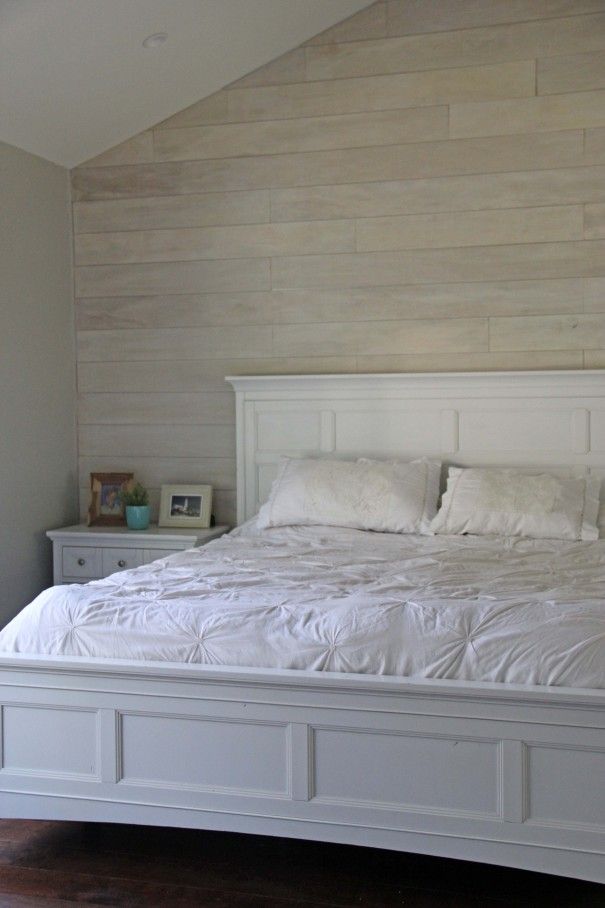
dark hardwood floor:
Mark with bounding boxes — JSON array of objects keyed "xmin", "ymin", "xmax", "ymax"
[{"xmin": 0, "ymin": 820, "xmax": 600, "ymax": 907}]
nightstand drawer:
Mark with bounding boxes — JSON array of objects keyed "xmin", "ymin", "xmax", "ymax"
[
  {"xmin": 48, "ymin": 525, "xmax": 229, "ymax": 585},
  {"xmin": 62, "ymin": 546, "xmax": 102, "ymax": 578},
  {"xmin": 143, "ymin": 548, "xmax": 180, "ymax": 564},
  {"xmin": 102, "ymin": 548, "xmax": 143, "ymax": 575}
]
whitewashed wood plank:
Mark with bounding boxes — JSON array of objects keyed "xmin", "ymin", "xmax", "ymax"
[
  {"xmin": 305, "ymin": 13, "xmax": 605, "ymax": 80},
  {"xmin": 268, "ymin": 280, "xmax": 583, "ymax": 322},
  {"xmin": 70, "ymin": 131, "xmax": 583, "ymax": 201},
  {"xmin": 75, "ymin": 281, "xmax": 584, "ymax": 335},
  {"xmin": 538, "ymin": 50, "xmax": 605, "ymax": 95},
  {"xmin": 584, "ymin": 349, "xmax": 605, "ymax": 366},
  {"xmin": 78, "ymin": 456, "xmax": 236, "ymax": 490},
  {"xmin": 451, "ymin": 90, "xmax": 605, "ymax": 139},
  {"xmin": 77, "ymin": 326, "xmax": 273, "ymax": 362},
  {"xmin": 75, "ymin": 259, "xmax": 270, "ymax": 297},
  {"xmin": 78, "ymin": 392, "xmax": 234, "ymax": 425},
  {"xmin": 307, "ymin": 3, "xmax": 387, "ymax": 45},
  {"xmin": 271, "ymin": 165, "xmax": 605, "ymax": 222},
  {"xmin": 78, "ymin": 132, "xmax": 154, "ymax": 168},
  {"xmin": 75, "ymin": 293, "xmax": 276, "ymax": 330},
  {"xmin": 212, "ymin": 489, "xmax": 236, "ymax": 525},
  {"xmin": 78, "ymin": 424, "xmax": 235, "ymax": 458},
  {"xmin": 271, "ymin": 241, "xmax": 605, "ymax": 289},
  {"xmin": 157, "ymin": 92, "xmax": 229, "ymax": 130},
  {"xmin": 77, "ymin": 356, "xmax": 358, "ymax": 393},
  {"xmin": 356, "ymin": 349, "xmax": 583, "ymax": 372},
  {"xmin": 584, "ymin": 277, "xmax": 605, "ymax": 311},
  {"xmin": 73, "ymin": 190, "xmax": 270, "ymax": 233},
  {"xmin": 229, "ymin": 48, "xmax": 306, "ymax": 88},
  {"xmin": 585, "ymin": 203, "xmax": 605, "ymax": 238},
  {"xmin": 153, "ymin": 107, "xmax": 448, "ymax": 163},
  {"xmin": 223, "ymin": 61, "xmax": 534, "ymax": 124},
  {"xmin": 490, "ymin": 313, "xmax": 605, "ymax": 350},
  {"xmin": 356, "ymin": 206, "xmax": 583, "ymax": 252},
  {"xmin": 585, "ymin": 127, "xmax": 605, "ymax": 163},
  {"xmin": 386, "ymin": 0, "xmax": 605, "ymax": 36},
  {"xmin": 74, "ymin": 221, "xmax": 355, "ymax": 266},
  {"xmin": 273, "ymin": 318, "xmax": 487, "ymax": 356}
]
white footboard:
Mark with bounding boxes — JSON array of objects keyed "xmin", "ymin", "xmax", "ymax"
[{"xmin": 0, "ymin": 656, "xmax": 603, "ymax": 883}]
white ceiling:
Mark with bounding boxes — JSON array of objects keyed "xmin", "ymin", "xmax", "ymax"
[{"xmin": 0, "ymin": 0, "xmax": 370, "ymax": 168}]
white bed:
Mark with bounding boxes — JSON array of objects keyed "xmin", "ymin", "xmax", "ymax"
[
  {"xmin": 2, "ymin": 524, "xmax": 605, "ymax": 689},
  {"xmin": 0, "ymin": 370, "xmax": 603, "ymax": 883}
]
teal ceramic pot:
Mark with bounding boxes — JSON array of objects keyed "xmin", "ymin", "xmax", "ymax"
[{"xmin": 125, "ymin": 505, "xmax": 150, "ymax": 530}]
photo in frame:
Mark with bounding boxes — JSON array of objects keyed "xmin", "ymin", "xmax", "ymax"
[
  {"xmin": 88, "ymin": 473, "xmax": 134, "ymax": 526},
  {"xmin": 159, "ymin": 484, "xmax": 213, "ymax": 529}
]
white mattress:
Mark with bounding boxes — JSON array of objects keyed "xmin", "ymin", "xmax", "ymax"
[{"xmin": 1, "ymin": 521, "xmax": 604, "ymax": 688}]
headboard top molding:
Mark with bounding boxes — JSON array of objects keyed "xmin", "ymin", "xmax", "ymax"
[
  {"xmin": 227, "ymin": 370, "xmax": 605, "ymax": 397},
  {"xmin": 225, "ymin": 370, "xmax": 605, "ymax": 524}
]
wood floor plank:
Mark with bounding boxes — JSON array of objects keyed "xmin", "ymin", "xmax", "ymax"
[
  {"xmin": 0, "ymin": 896, "xmax": 86, "ymax": 907},
  {"xmin": 0, "ymin": 821, "xmax": 600, "ymax": 908},
  {"xmin": 0, "ymin": 865, "xmax": 324, "ymax": 907}
]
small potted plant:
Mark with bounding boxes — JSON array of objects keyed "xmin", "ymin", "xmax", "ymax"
[{"xmin": 121, "ymin": 482, "xmax": 150, "ymax": 530}]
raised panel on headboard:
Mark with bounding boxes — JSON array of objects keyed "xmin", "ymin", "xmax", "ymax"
[{"xmin": 226, "ymin": 372, "xmax": 605, "ymax": 524}]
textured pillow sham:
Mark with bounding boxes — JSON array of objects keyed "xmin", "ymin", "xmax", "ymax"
[
  {"xmin": 257, "ymin": 457, "xmax": 441, "ymax": 534},
  {"xmin": 431, "ymin": 467, "xmax": 600, "ymax": 541}
]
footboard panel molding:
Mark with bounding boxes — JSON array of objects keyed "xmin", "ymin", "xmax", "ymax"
[{"xmin": 0, "ymin": 658, "xmax": 603, "ymax": 883}]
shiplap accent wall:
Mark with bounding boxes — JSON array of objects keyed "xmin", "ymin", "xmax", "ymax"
[{"xmin": 71, "ymin": 0, "xmax": 605, "ymax": 526}]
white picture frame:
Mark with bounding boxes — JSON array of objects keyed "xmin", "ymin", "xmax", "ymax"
[{"xmin": 159, "ymin": 484, "xmax": 213, "ymax": 528}]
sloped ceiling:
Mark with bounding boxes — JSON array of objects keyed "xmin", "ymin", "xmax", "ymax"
[{"xmin": 0, "ymin": 0, "xmax": 371, "ymax": 168}]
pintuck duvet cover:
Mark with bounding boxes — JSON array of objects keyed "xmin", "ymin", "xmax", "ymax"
[{"xmin": 1, "ymin": 521, "xmax": 604, "ymax": 688}]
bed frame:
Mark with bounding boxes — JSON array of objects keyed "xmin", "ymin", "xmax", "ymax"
[{"xmin": 0, "ymin": 370, "xmax": 604, "ymax": 882}]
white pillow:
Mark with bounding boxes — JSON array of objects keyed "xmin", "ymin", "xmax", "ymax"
[
  {"xmin": 431, "ymin": 467, "xmax": 600, "ymax": 541},
  {"xmin": 257, "ymin": 457, "xmax": 441, "ymax": 534}
]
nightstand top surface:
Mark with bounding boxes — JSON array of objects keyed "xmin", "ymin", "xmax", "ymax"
[{"xmin": 47, "ymin": 524, "xmax": 230, "ymax": 542}]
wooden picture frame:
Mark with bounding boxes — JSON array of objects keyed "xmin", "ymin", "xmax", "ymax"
[
  {"xmin": 88, "ymin": 472, "xmax": 134, "ymax": 526},
  {"xmin": 159, "ymin": 484, "xmax": 213, "ymax": 529}
]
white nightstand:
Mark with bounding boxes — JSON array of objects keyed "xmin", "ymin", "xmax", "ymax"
[{"xmin": 47, "ymin": 524, "xmax": 230, "ymax": 585}]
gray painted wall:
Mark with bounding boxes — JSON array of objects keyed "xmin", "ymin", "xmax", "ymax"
[{"xmin": 0, "ymin": 141, "xmax": 77, "ymax": 623}]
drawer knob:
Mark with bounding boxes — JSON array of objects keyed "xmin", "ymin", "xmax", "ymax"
[
  {"xmin": 118, "ymin": 559, "xmax": 126, "ymax": 568},
  {"xmin": 77, "ymin": 558, "xmax": 86, "ymax": 566}
]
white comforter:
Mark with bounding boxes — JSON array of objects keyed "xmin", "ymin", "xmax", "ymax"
[{"xmin": 1, "ymin": 522, "xmax": 604, "ymax": 688}]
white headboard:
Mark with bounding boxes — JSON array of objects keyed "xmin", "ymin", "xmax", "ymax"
[{"xmin": 226, "ymin": 371, "xmax": 605, "ymax": 525}]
